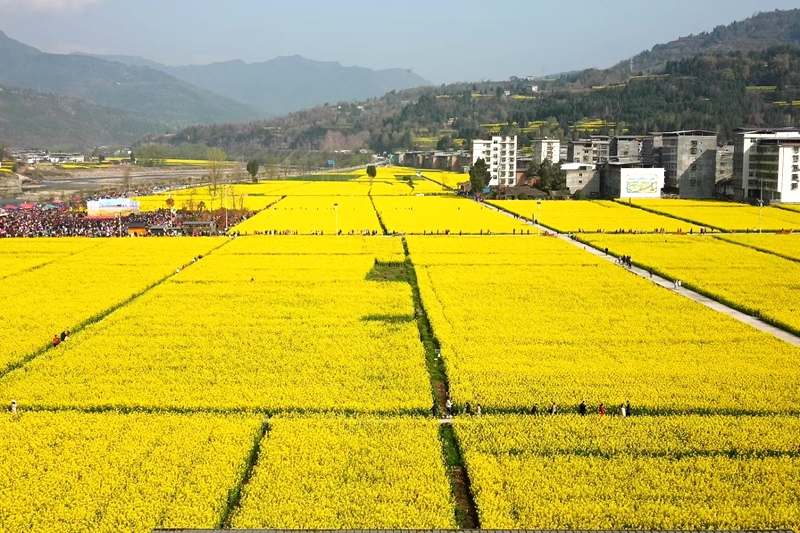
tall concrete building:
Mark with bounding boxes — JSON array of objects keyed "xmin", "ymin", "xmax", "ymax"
[
  {"xmin": 715, "ymin": 144, "xmax": 735, "ymax": 197},
  {"xmin": 656, "ymin": 131, "xmax": 718, "ymax": 198},
  {"xmin": 591, "ymin": 135, "xmax": 611, "ymax": 165},
  {"xmin": 471, "ymin": 135, "xmax": 518, "ymax": 187},
  {"xmin": 532, "ymin": 138, "xmax": 561, "ymax": 164},
  {"xmin": 568, "ymin": 139, "xmax": 593, "ymax": 164},
  {"xmin": 734, "ymin": 128, "xmax": 800, "ymax": 203},
  {"xmin": 611, "ymin": 136, "xmax": 641, "ymax": 161}
]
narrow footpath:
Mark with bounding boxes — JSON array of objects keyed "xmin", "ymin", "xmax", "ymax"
[{"xmin": 479, "ymin": 200, "xmax": 800, "ymax": 348}]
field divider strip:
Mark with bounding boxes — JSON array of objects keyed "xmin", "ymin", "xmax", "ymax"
[
  {"xmin": 401, "ymin": 237, "xmax": 480, "ymax": 529},
  {"xmin": 218, "ymin": 417, "xmax": 271, "ymax": 529},
  {"xmin": 611, "ymin": 199, "xmax": 728, "ymax": 232},
  {"xmin": 14, "ymin": 403, "xmax": 800, "ymax": 418},
  {"xmin": 0, "ymin": 237, "xmax": 234, "ymax": 380},
  {"xmin": 713, "ymin": 234, "xmax": 800, "ymax": 265},
  {"xmin": 369, "ymin": 191, "xmax": 389, "ymax": 235}
]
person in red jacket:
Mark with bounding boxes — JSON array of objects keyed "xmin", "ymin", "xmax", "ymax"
[
  {"xmin": 599, "ymin": 403, "xmax": 606, "ymax": 416},
  {"xmin": 52, "ymin": 335, "xmax": 60, "ymax": 348}
]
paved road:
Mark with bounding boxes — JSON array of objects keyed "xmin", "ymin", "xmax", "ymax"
[{"xmin": 480, "ymin": 200, "xmax": 800, "ymax": 348}]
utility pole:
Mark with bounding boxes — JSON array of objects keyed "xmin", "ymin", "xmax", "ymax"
[
  {"xmin": 334, "ymin": 202, "xmax": 339, "ymax": 234},
  {"xmin": 759, "ymin": 178, "xmax": 764, "ymax": 234}
]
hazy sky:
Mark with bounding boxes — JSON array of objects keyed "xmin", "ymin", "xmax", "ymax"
[{"xmin": 2, "ymin": 0, "xmax": 799, "ymax": 83}]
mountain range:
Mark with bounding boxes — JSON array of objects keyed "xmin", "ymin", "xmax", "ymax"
[
  {"xmin": 0, "ymin": 30, "xmax": 430, "ymax": 147},
  {"xmin": 83, "ymin": 53, "xmax": 430, "ymax": 116}
]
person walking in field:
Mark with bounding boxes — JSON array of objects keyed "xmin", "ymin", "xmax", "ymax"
[
  {"xmin": 445, "ymin": 399, "xmax": 453, "ymax": 418},
  {"xmin": 599, "ymin": 403, "xmax": 606, "ymax": 416},
  {"xmin": 626, "ymin": 400, "xmax": 632, "ymax": 417},
  {"xmin": 10, "ymin": 400, "xmax": 16, "ymax": 413},
  {"xmin": 620, "ymin": 403, "xmax": 627, "ymax": 417},
  {"xmin": 431, "ymin": 400, "xmax": 439, "ymax": 418},
  {"xmin": 52, "ymin": 335, "xmax": 60, "ymax": 348},
  {"xmin": 549, "ymin": 401, "xmax": 557, "ymax": 415},
  {"xmin": 531, "ymin": 404, "xmax": 538, "ymax": 416},
  {"xmin": 476, "ymin": 403, "xmax": 482, "ymax": 417},
  {"xmin": 579, "ymin": 400, "xmax": 587, "ymax": 416},
  {"xmin": 465, "ymin": 402, "xmax": 472, "ymax": 415}
]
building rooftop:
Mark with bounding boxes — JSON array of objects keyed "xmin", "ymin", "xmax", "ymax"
[
  {"xmin": 736, "ymin": 126, "xmax": 800, "ymax": 134},
  {"xmin": 652, "ymin": 130, "xmax": 718, "ymax": 137}
]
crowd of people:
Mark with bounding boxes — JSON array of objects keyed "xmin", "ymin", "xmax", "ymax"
[
  {"xmin": 434, "ymin": 399, "xmax": 634, "ymax": 418},
  {"xmin": 0, "ymin": 207, "xmax": 180, "ymax": 237}
]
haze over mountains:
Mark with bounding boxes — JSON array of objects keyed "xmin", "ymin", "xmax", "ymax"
[
  {"xmin": 83, "ymin": 53, "xmax": 430, "ymax": 116},
  {"xmin": 1, "ymin": 9, "xmax": 799, "ymax": 149}
]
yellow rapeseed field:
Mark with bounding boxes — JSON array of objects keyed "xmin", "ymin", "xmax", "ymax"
[
  {"xmin": 232, "ymin": 417, "xmax": 456, "ymax": 529},
  {"xmin": 456, "ymin": 415, "xmax": 800, "ymax": 531},
  {"xmin": 582, "ymin": 234, "xmax": 800, "ymax": 334},
  {"xmin": 0, "ymin": 411, "xmax": 263, "ymax": 533},
  {"xmin": 0, "ymin": 238, "xmax": 100, "ymax": 280},
  {"xmin": 373, "ymin": 196, "xmax": 530, "ymax": 234},
  {"xmin": 408, "ymin": 236, "xmax": 800, "ymax": 413},
  {"xmin": 631, "ymin": 199, "xmax": 800, "ymax": 231},
  {"xmin": 716, "ymin": 233, "xmax": 800, "ymax": 261},
  {"xmin": 0, "ymin": 238, "xmax": 222, "ymax": 371},
  {"xmin": 0, "ymin": 238, "xmax": 431, "ymax": 412},
  {"xmin": 232, "ymin": 196, "xmax": 381, "ymax": 234},
  {"xmin": 490, "ymin": 200, "xmax": 697, "ymax": 233}
]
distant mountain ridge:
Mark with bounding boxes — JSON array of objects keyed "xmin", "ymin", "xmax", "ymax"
[
  {"xmin": 0, "ymin": 30, "xmax": 262, "ymax": 127},
  {"xmin": 84, "ymin": 53, "xmax": 431, "ymax": 115}
]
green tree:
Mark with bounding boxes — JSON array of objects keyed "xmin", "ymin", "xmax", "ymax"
[
  {"xmin": 366, "ymin": 164, "xmax": 377, "ymax": 185},
  {"xmin": 246, "ymin": 159, "xmax": 260, "ymax": 183},
  {"xmin": 436, "ymin": 136, "xmax": 456, "ymax": 151},
  {"xmin": 469, "ymin": 158, "xmax": 491, "ymax": 195},
  {"xmin": 526, "ymin": 159, "xmax": 566, "ymax": 192}
]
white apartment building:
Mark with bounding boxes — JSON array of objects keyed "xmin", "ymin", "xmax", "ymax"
[
  {"xmin": 532, "ymin": 138, "xmax": 561, "ymax": 164},
  {"xmin": 471, "ymin": 135, "xmax": 517, "ymax": 187},
  {"xmin": 734, "ymin": 128, "xmax": 800, "ymax": 203}
]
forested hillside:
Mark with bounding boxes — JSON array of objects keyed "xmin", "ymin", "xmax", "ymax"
[
  {"xmin": 0, "ymin": 85, "xmax": 163, "ymax": 148},
  {"xmin": 141, "ymin": 47, "xmax": 800, "ymax": 157},
  {"xmin": 617, "ymin": 9, "xmax": 800, "ymax": 74}
]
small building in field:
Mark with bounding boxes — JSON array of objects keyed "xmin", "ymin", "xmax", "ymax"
[
  {"xmin": 127, "ymin": 222, "xmax": 148, "ymax": 237},
  {"xmin": 182, "ymin": 221, "xmax": 217, "ymax": 235}
]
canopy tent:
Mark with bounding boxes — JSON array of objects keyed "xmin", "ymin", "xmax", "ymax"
[{"xmin": 19, "ymin": 203, "xmax": 37, "ymax": 210}]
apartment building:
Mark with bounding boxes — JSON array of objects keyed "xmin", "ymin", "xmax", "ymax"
[
  {"xmin": 532, "ymin": 138, "xmax": 561, "ymax": 164},
  {"xmin": 655, "ymin": 131, "xmax": 718, "ymax": 198},
  {"xmin": 568, "ymin": 139, "xmax": 593, "ymax": 164},
  {"xmin": 591, "ymin": 135, "xmax": 611, "ymax": 164},
  {"xmin": 472, "ymin": 135, "xmax": 518, "ymax": 187},
  {"xmin": 734, "ymin": 128, "xmax": 800, "ymax": 203},
  {"xmin": 611, "ymin": 136, "xmax": 641, "ymax": 161}
]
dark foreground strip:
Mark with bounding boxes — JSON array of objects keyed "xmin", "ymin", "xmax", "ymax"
[
  {"xmin": 217, "ymin": 418, "xmax": 271, "ymax": 529},
  {"xmin": 401, "ymin": 236, "xmax": 480, "ymax": 529}
]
